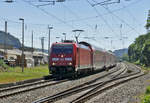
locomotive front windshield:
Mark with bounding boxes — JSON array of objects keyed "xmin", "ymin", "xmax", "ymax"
[{"xmin": 52, "ymin": 44, "xmax": 73, "ymax": 54}]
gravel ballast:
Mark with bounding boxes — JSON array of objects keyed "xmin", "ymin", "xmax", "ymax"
[
  {"xmin": 85, "ymin": 72, "xmax": 150, "ymax": 103},
  {"xmin": 0, "ymin": 64, "xmax": 120, "ymax": 103},
  {"xmin": 1, "ymin": 63, "xmax": 148, "ymax": 103}
]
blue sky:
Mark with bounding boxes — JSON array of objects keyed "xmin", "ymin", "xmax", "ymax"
[{"xmin": 0, "ymin": 0, "xmax": 149, "ymax": 51}]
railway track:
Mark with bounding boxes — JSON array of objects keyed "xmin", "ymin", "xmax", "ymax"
[
  {"xmin": 32, "ymin": 63, "xmax": 128, "ymax": 103},
  {"xmin": 0, "ymin": 63, "xmax": 121, "ymax": 100},
  {"xmin": 109, "ymin": 63, "xmax": 127, "ymax": 79},
  {"xmin": 71, "ymin": 65, "xmax": 142, "ymax": 103},
  {"xmin": 0, "ymin": 78, "xmax": 68, "ymax": 98},
  {"xmin": 0, "ymin": 64, "xmax": 119, "ymax": 99},
  {"xmin": 32, "ymin": 63, "xmax": 143, "ymax": 103},
  {"xmin": 0, "ymin": 78, "xmax": 54, "ymax": 92}
]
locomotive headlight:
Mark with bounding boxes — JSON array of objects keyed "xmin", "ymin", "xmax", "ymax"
[
  {"xmin": 52, "ymin": 62, "xmax": 56, "ymax": 65},
  {"xmin": 68, "ymin": 62, "xmax": 72, "ymax": 65},
  {"xmin": 61, "ymin": 55, "xmax": 64, "ymax": 58}
]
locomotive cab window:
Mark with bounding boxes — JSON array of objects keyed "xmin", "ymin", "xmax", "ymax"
[{"xmin": 52, "ymin": 44, "xmax": 73, "ymax": 54}]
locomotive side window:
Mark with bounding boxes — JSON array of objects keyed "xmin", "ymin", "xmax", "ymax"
[{"xmin": 52, "ymin": 44, "xmax": 73, "ymax": 54}]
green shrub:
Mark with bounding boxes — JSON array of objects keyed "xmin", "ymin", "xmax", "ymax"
[
  {"xmin": 134, "ymin": 60, "xmax": 141, "ymax": 65},
  {"xmin": 0, "ymin": 60, "xmax": 9, "ymax": 70},
  {"xmin": 142, "ymin": 95, "xmax": 150, "ymax": 103},
  {"xmin": 0, "ymin": 60, "xmax": 4, "ymax": 65},
  {"xmin": 146, "ymin": 86, "xmax": 150, "ymax": 94}
]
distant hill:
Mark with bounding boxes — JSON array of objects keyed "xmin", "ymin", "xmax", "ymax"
[
  {"xmin": 113, "ymin": 48, "xmax": 128, "ymax": 57},
  {"xmin": 0, "ymin": 31, "xmax": 21, "ymax": 48}
]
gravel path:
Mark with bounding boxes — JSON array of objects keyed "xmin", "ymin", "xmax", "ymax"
[
  {"xmin": 85, "ymin": 69, "xmax": 150, "ymax": 103},
  {"xmin": 0, "ymin": 64, "xmax": 121, "ymax": 103}
]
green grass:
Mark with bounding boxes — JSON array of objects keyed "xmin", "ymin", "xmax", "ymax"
[
  {"xmin": 141, "ymin": 86, "xmax": 150, "ymax": 103},
  {"xmin": 0, "ymin": 65, "xmax": 49, "ymax": 84}
]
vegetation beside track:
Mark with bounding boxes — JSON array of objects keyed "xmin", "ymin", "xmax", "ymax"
[
  {"xmin": 141, "ymin": 85, "xmax": 150, "ymax": 103},
  {"xmin": 140, "ymin": 66, "xmax": 150, "ymax": 103},
  {"xmin": 140, "ymin": 66, "xmax": 150, "ymax": 75},
  {"xmin": 141, "ymin": 66, "xmax": 150, "ymax": 71},
  {"xmin": 0, "ymin": 65, "xmax": 49, "ymax": 84},
  {"xmin": 128, "ymin": 32, "xmax": 150, "ymax": 67},
  {"xmin": 0, "ymin": 60, "xmax": 9, "ymax": 72}
]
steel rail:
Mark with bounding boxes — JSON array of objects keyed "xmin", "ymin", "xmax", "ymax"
[
  {"xmin": 71, "ymin": 63, "xmax": 143, "ymax": 103},
  {"xmin": 110, "ymin": 63, "xmax": 127, "ymax": 79},
  {"xmin": 32, "ymin": 63, "xmax": 124, "ymax": 103},
  {"xmin": 0, "ymin": 79, "xmax": 54, "ymax": 92},
  {"xmin": 0, "ymin": 64, "xmax": 120, "ymax": 99},
  {"xmin": 71, "ymin": 74, "xmax": 144, "ymax": 103},
  {"xmin": 0, "ymin": 79, "xmax": 68, "ymax": 98}
]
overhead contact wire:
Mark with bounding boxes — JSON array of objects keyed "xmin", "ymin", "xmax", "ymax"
[
  {"xmin": 86, "ymin": 0, "xmax": 118, "ymax": 37},
  {"xmin": 21, "ymin": 0, "xmax": 74, "ymax": 29}
]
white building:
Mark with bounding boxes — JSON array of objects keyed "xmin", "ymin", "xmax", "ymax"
[{"xmin": 0, "ymin": 49, "xmax": 48, "ymax": 68}]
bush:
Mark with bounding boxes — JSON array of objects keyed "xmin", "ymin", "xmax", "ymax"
[
  {"xmin": 142, "ymin": 95, "xmax": 150, "ymax": 103},
  {"xmin": 0, "ymin": 60, "xmax": 9, "ymax": 71},
  {"xmin": 146, "ymin": 86, "xmax": 150, "ymax": 94}
]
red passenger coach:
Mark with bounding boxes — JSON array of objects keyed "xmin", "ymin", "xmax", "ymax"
[
  {"xmin": 49, "ymin": 41, "xmax": 117, "ymax": 78},
  {"xmin": 75, "ymin": 42, "xmax": 93, "ymax": 73}
]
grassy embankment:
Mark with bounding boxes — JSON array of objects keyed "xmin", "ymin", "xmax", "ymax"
[
  {"xmin": 0, "ymin": 64, "xmax": 49, "ymax": 84},
  {"xmin": 141, "ymin": 67, "xmax": 150, "ymax": 103}
]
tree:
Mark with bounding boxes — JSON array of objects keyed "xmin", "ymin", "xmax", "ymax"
[
  {"xmin": 142, "ymin": 40, "xmax": 150, "ymax": 66},
  {"xmin": 145, "ymin": 19, "xmax": 150, "ymax": 30},
  {"xmin": 128, "ymin": 33, "xmax": 150, "ymax": 66}
]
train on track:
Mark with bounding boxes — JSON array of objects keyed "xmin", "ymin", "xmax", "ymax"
[{"xmin": 49, "ymin": 40, "xmax": 117, "ymax": 78}]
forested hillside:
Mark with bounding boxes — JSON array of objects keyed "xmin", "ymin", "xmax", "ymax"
[
  {"xmin": 128, "ymin": 32, "xmax": 150, "ymax": 66},
  {"xmin": 0, "ymin": 31, "xmax": 21, "ymax": 48},
  {"xmin": 113, "ymin": 48, "xmax": 128, "ymax": 57}
]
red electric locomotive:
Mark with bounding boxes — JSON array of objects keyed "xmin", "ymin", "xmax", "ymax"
[{"xmin": 49, "ymin": 40, "xmax": 117, "ymax": 78}]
